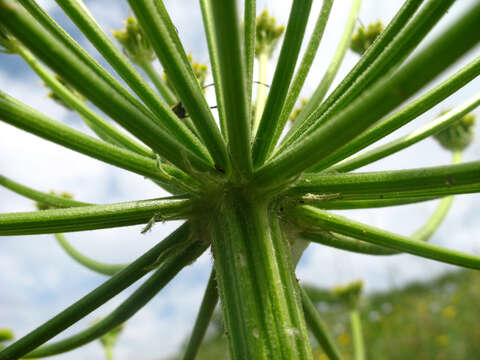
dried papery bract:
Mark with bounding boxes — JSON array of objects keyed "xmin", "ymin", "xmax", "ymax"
[{"xmin": 0, "ymin": 1, "xmax": 480, "ymax": 359}]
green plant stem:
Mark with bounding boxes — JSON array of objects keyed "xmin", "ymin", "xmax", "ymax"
[
  {"xmin": 128, "ymin": 0, "xmax": 229, "ymax": 173},
  {"xmin": 0, "ymin": 174, "xmax": 90, "ymax": 208},
  {"xmin": 0, "ymin": 2, "xmax": 215, "ymax": 176},
  {"xmin": 253, "ymin": 51, "xmax": 269, "ymax": 136},
  {"xmin": 274, "ymin": 0, "xmax": 334, "ymax": 144},
  {"xmin": 15, "ymin": 45, "xmax": 154, "ymax": 158},
  {"xmin": 290, "ymin": 160, "xmax": 480, "ymax": 200},
  {"xmin": 281, "ymin": 0, "xmax": 452, "ymax": 152},
  {"xmin": 283, "ymin": 0, "xmax": 423, "ymax": 150},
  {"xmin": 293, "ymin": 206, "xmax": 480, "ymax": 269},
  {"xmin": 104, "ymin": 344, "xmax": 113, "ymax": 360},
  {"xmin": 211, "ymin": 194, "xmax": 311, "ymax": 359},
  {"xmin": 300, "ymin": 286, "xmax": 342, "ymax": 360},
  {"xmin": 207, "ymin": 0, "xmax": 253, "ymax": 180},
  {"xmin": 0, "ymin": 197, "xmax": 193, "ymax": 235},
  {"xmin": 309, "ymin": 197, "xmax": 437, "ymax": 210},
  {"xmin": 333, "ymin": 92, "xmax": 480, "ymax": 172},
  {"xmin": 310, "ymin": 56, "xmax": 480, "ymax": 172},
  {"xmin": 252, "ymin": 0, "xmax": 313, "ymax": 165},
  {"xmin": 0, "ymin": 224, "xmax": 192, "ymax": 360},
  {"xmin": 350, "ymin": 310, "xmax": 365, "ymax": 360},
  {"xmin": 17, "ymin": 0, "xmax": 154, "ymax": 118},
  {"xmin": 55, "ymin": 234, "xmax": 126, "ymax": 276},
  {"xmin": 53, "ymin": 0, "xmax": 210, "ymax": 162},
  {"xmin": 23, "ymin": 233, "xmax": 207, "ymax": 359},
  {"xmin": 182, "ymin": 268, "xmax": 219, "ymax": 360},
  {"xmin": 244, "ymin": 0, "xmax": 256, "ymax": 113},
  {"xmin": 254, "ymin": 0, "xmax": 480, "ymax": 189},
  {"xmin": 0, "ymin": 90, "xmax": 200, "ymax": 189},
  {"xmin": 199, "ymin": 0, "xmax": 227, "ymax": 137},
  {"xmin": 138, "ymin": 60, "xmax": 177, "ymax": 106},
  {"xmin": 290, "ymin": 0, "xmax": 360, "ymax": 129}
]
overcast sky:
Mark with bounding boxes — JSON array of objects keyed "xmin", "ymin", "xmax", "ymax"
[{"xmin": 0, "ymin": 0, "xmax": 479, "ymax": 359}]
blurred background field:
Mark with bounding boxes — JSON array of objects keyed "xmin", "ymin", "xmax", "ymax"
[{"xmin": 170, "ymin": 269, "xmax": 480, "ymax": 360}]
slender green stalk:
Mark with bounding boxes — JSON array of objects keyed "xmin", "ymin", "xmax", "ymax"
[
  {"xmin": 0, "ymin": 174, "xmax": 89, "ymax": 208},
  {"xmin": 252, "ymin": 0, "xmax": 313, "ymax": 166},
  {"xmin": 309, "ymin": 197, "xmax": 437, "ymax": 210},
  {"xmin": 23, "ymin": 238, "xmax": 207, "ymax": 359},
  {"xmin": 198, "ymin": 0, "xmax": 227, "ymax": 137},
  {"xmin": 274, "ymin": 0, "xmax": 334, "ymax": 145},
  {"xmin": 207, "ymin": 0, "xmax": 253, "ymax": 179},
  {"xmin": 254, "ymin": 0, "xmax": 480, "ymax": 189},
  {"xmin": 281, "ymin": 0, "xmax": 454, "ymax": 152},
  {"xmin": 211, "ymin": 194, "xmax": 311, "ymax": 359},
  {"xmin": 128, "ymin": 0, "xmax": 229, "ymax": 173},
  {"xmin": 54, "ymin": 0, "xmax": 210, "ymax": 163},
  {"xmin": 0, "ymin": 91, "xmax": 198, "ymax": 187},
  {"xmin": 15, "ymin": 45, "xmax": 154, "ymax": 158},
  {"xmin": 104, "ymin": 345, "xmax": 113, "ymax": 360},
  {"xmin": 253, "ymin": 51, "xmax": 269, "ymax": 136},
  {"xmin": 350, "ymin": 310, "xmax": 365, "ymax": 360},
  {"xmin": 55, "ymin": 234, "xmax": 126, "ymax": 276},
  {"xmin": 290, "ymin": 0, "xmax": 360, "ymax": 128},
  {"xmin": 300, "ymin": 286, "xmax": 342, "ymax": 360},
  {"xmin": 290, "ymin": 161, "xmax": 480, "ymax": 199},
  {"xmin": 0, "ymin": 224, "xmax": 192, "ymax": 360},
  {"xmin": 293, "ymin": 206, "xmax": 480, "ymax": 269},
  {"xmin": 138, "ymin": 59, "xmax": 177, "ymax": 106},
  {"xmin": 310, "ymin": 56, "xmax": 480, "ymax": 172},
  {"xmin": 0, "ymin": 2, "xmax": 216, "ymax": 176},
  {"xmin": 182, "ymin": 268, "xmax": 219, "ymax": 360},
  {"xmin": 245, "ymin": 0, "xmax": 256, "ymax": 112},
  {"xmin": 17, "ymin": 0, "xmax": 155, "ymax": 118},
  {"xmin": 333, "ymin": 92, "xmax": 480, "ymax": 172},
  {"xmin": 0, "ymin": 197, "xmax": 193, "ymax": 235},
  {"xmin": 283, "ymin": 0, "xmax": 423, "ymax": 149}
]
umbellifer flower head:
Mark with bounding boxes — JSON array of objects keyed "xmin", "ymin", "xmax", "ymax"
[
  {"xmin": 164, "ymin": 54, "xmax": 208, "ymax": 92},
  {"xmin": 255, "ymin": 10, "xmax": 285, "ymax": 58},
  {"xmin": 113, "ymin": 17, "xmax": 155, "ymax": 65},
  {"xmin": 433, "ymin": 112, "xmax": 476, "ymax": 152},
  {"xmin": 289, "ymin": 98, "xmax": 309, "ymax": 123},
  {"xmin": 35, "ymin": 191, "xmax": 74, "ymax": 211},
  {"xmin": 350, "ymin": 21, "xmax": 384, "ymax": 55}
]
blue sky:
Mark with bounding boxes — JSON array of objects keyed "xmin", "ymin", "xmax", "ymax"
[{"xmin": 0, "ymin": 0, "xmax": 479, "ymax": 359}]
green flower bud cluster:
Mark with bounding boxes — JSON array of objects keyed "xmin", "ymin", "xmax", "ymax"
[
  {"xmin": 255, "ymin": 10, "xmax": 285, "ymax": 58},
  {"xmin": 46, "ymin": 75, "xmax": 85, "ymax": 110},
  {"xmin": 289, "ymin": 98, "xmax": 309, "ymax": 122},
  {"xmin": 113, "ymin": 17, "xmax": 155, "ymax": 65},
  {"xmin": 433, "ymin": 111, "xmax": 475, "ymax": 152},
  {"xmin": 164, "ymin": 54, "xmax": 208, "ymax": 93},
  {"xmin": 350, "ymin": 21, "xmax": 384, "ymax": 56},
  {"xmin": 0, "ymin": 328, "xmax": 14, "ymax": 351},
  {"xmin": 35, "ymin": 191, "xmax": 74, "ymax": 210},
  {"xmin": 332, "ymin": 280, "xmax": 363, "ymax": 309},
  {"xmin": 0, "ymin": 25, "xmax": 18, "ymax": 54}
]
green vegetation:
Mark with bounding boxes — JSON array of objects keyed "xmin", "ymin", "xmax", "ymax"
[
  {"xmin": 0, "ymin": 1, "xmax": 480, "ymax": 359},
  {"xmin": 182, "ymin": 270, "xmax": 480, "ymax": 360}
]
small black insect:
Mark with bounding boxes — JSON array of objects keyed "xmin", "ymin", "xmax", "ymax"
[
  {"xmin": 171, "ymin": 101, "xmax": 188, "ymax": 119},
  {"xmin": 214, "ymin": 163, "xmax": 225, "ymax": 174}
]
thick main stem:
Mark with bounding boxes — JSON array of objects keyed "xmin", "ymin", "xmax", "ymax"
[{"xmin": 211, "ymin": 192, "xmax": 312, "ymax": 359}]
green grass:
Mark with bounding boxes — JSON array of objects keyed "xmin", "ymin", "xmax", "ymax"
[{"xmin": 181, "ymin": 270, "xmax": 480, "ymax": 360}]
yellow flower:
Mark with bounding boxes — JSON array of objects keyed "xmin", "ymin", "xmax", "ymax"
[
  {"xmin": 435, "ymin": 334, "xmax": 449, "ymax": 346},
  {"xmin": 442, "ymin": 306, "xmax": 456, "ymax": 319},
  {"xmin": 337, "ymin": 333, "xmax": 350, "ymax": 346}
]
